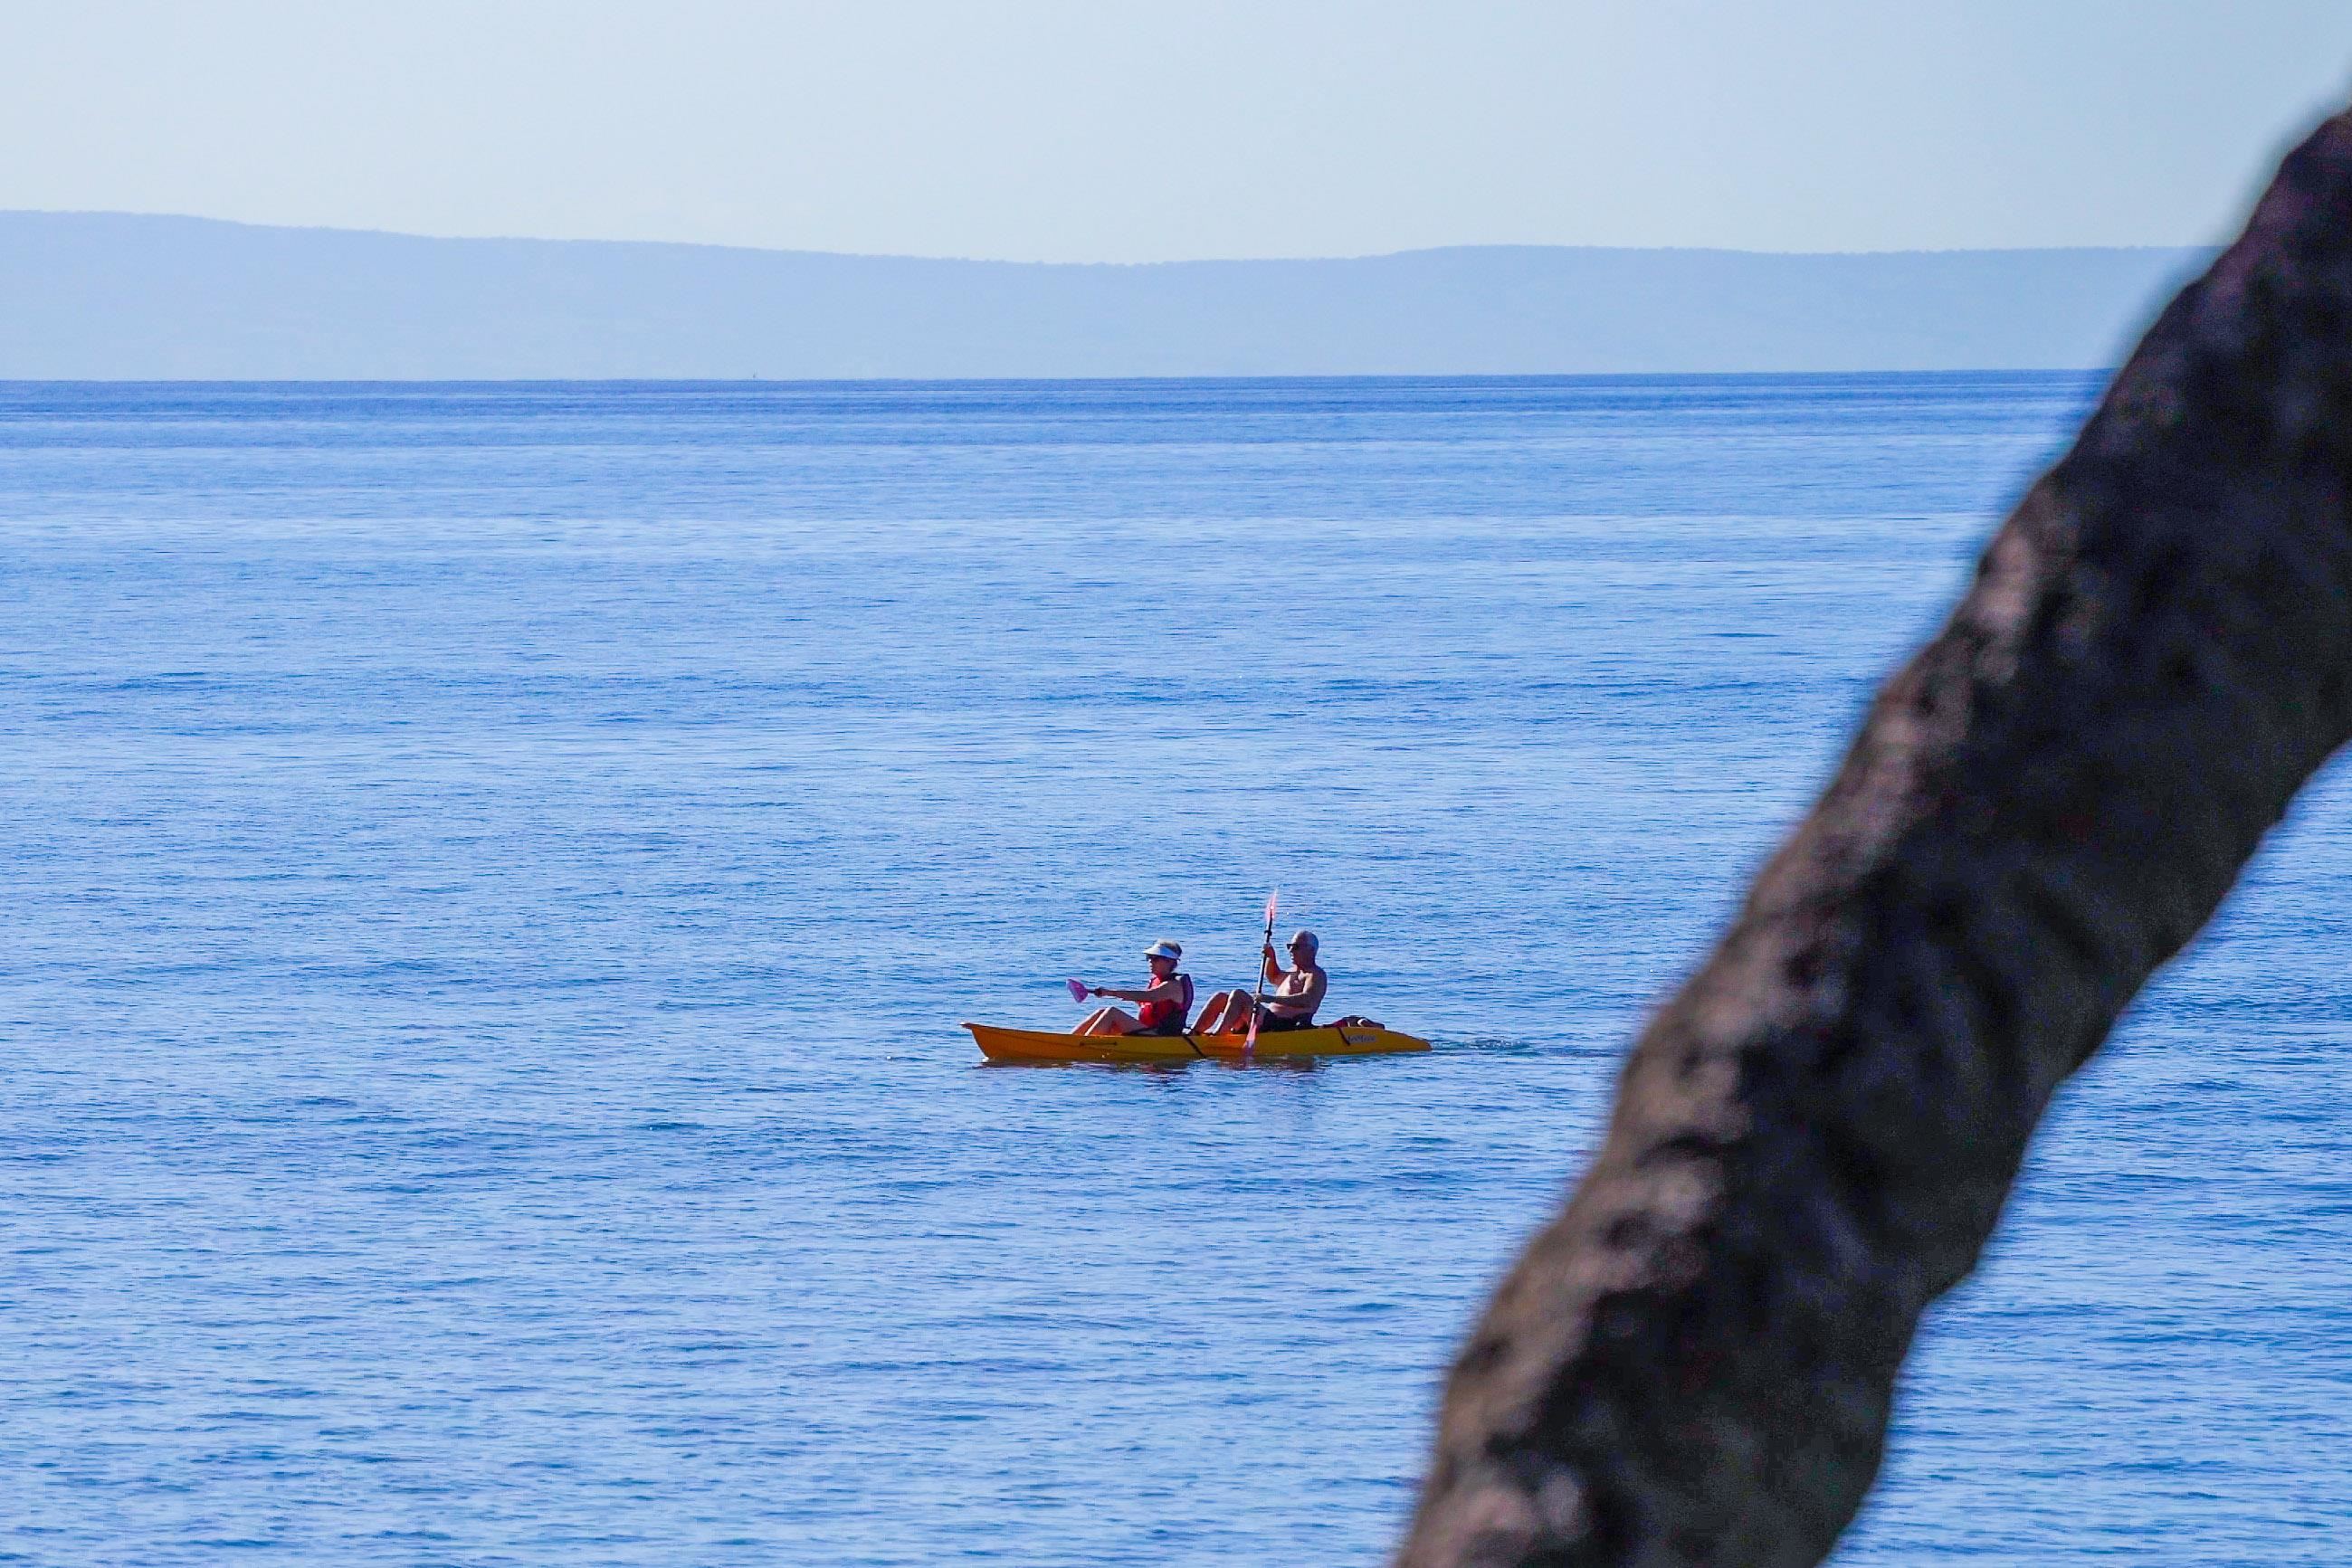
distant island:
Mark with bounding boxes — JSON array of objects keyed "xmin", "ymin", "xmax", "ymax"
[{"xmin": 0, "ymin": 211, "xmax": 2208, "ymax": 380}]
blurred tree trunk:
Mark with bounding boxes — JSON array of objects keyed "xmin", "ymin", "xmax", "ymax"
[{"xmin": 1397, "ymin": 105, "xmax": 2352, "ymax": 1568}]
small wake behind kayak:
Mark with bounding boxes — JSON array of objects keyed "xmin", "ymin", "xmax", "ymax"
[{"xmin": 964, "ymin": 1021, "xmax": 1431, "ymax": 1065}]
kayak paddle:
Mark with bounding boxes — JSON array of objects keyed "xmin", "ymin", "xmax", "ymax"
[{"xmin": 1243, "ymin": 887, "xmax": 1279, "ymax": 1057}]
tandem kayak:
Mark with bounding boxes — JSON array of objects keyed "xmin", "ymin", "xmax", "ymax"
[{"xmin": 964, "ymin": 1021, "xmax": 1431, "ymax": 1065}]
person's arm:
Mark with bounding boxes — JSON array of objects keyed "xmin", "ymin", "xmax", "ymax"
[
  {"xmin": 1262, "ymin": 945, "xmax": 1286, "ymax": 985},
  {"xmin": 1300, "ymin": 966, "xmax": 1328, "ymax": 1014},
  {"xmin": 1094, "ymin": 976, "xmax": 1185, "ymax": 1004},
  {"xmin": 1263, "ymin": 965, "xmax": 1327, "ymax": 1018}
]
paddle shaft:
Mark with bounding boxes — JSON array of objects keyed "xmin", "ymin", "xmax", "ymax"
[{"xmin": 1243, "ymin": 897, "xmax": 1278, "ymax": 1054}]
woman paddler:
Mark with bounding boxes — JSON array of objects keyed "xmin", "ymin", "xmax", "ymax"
[{"xmin": 1072, "ymin": 941, "xmax": 1195, "ymax": 1037}]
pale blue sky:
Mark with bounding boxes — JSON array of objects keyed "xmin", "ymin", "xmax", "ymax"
[{"xmin": 4, "ymin": 1, "xmax": 2348, "ymax": 261}]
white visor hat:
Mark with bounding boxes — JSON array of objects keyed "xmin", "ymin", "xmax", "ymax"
[{"xmin": 1145, "ymin": 941, "xmax": 1183, "ymax": 962}]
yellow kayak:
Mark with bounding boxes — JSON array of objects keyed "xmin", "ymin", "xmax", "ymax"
[{"xmin": 964, "ymin": 1020, "xmax": 1431, "ymax": 1065}]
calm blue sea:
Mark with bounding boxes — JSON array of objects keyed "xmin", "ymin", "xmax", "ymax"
[{"xmin": 2, "ymin": 375, "xmax": 2347, "ymax": 1566}]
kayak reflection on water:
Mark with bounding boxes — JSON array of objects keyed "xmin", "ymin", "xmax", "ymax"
[
  {"xmin": 1196, "ymin": 930, "xmax": 1327, "ymax": 1036},
  {"xmin": 1073, "ymin": 941, "xmax": 1196, "ymax": 1037}
]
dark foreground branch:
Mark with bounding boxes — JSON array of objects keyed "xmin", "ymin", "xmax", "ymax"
[{"xmin": 1398, "ymin": 108, "xmax": 2352, "ymax": 1568}]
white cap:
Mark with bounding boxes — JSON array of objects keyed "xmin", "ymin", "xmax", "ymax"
[{"xmin": 1144, "ymin": 940, "xmax": 1183, "ymax": 962}]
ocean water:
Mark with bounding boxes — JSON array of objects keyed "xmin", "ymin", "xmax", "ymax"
[{"xmin": 1, "ymin": 375, "xmax": 2346, "ymax": 1566}]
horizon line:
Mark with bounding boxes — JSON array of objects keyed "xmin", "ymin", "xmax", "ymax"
[
  {"xmin": 0, "ymin": 207, "xmax": 2219, "ymax": 270},
  {"xmin": 0, "ymin": 368, "xmax": 2121, "ymax": 390}
]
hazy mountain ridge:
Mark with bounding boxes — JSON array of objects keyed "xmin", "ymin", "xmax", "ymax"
[{"xmin": 1, "ymin": 211, "xmax": 2211, "ymax": 379}]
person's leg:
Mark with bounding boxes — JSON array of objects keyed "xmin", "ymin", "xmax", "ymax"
[
  {"xmin": 1198, "ymin": 991, "xmax": 1244, "ymax": 1033},
  {"xmin": 1076, "ymin": 1007, "xmax": 1139, "ymax": 1036}
]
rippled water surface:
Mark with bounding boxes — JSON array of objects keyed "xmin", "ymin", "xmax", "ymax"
[{"xmin": 3, "ymin": 375, "xmax": 2347, "ymax": 1565}]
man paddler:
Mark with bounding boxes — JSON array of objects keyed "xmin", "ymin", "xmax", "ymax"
[{"xmin": 1197, "ymin": 930, "xmax": 1327, "ymax": 1036}]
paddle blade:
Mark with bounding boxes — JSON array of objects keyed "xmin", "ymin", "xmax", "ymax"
[
  {"xmin": 1263, "ymin": 888, "xmax": 1280, "ymax": 927},
  {"xmin": 1243, "ymin": 1012, "xmax": 1260, "ymax": 1055},
  {"xmin": 1066, "ymin": 977, "xmax": 1090, "ymax": 1004}
]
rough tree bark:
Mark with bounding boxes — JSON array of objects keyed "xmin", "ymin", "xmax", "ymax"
[{"xmin": 1396, "ymin": 109, "xmax": 2352, "ymax": 1568}]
